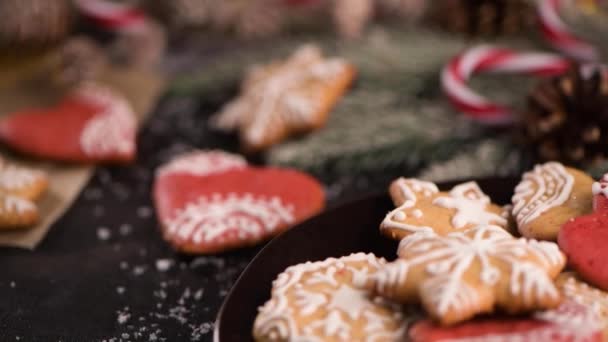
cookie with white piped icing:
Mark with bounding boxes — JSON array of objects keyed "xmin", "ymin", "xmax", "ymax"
[
  {"xmin": 366, "ymin": 225, "xmax": 566, "ymax": 325},
  {"xmin": 512, "ymin": 162, "xmax": 593, "ymax": 240},
  {"xmin": 380, "ymin": 178, "xmax": 508, "ymax": 240},
  {"xmin": 253, "ymin": 253, "xmax": 409, "ymax": 342},
  {"xmin": 0, "ymin": 194, "xmax": 39, "ymax": 230},
  {"xmin": 0, "ymin": 159, "xmax": 48, "ymax": 201},
  {"xmin": 557, "ymin": 272, "xmax": 608, "ymax": 338},
  {"xmin": 210, "ymin": 44, "xmax": 356, "ymax": 152},
  {"xmin": 153, "ymin": 151, "xmax": 325, "ymax": 254}
]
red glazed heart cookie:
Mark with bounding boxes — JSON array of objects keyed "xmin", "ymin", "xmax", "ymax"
[
  {"xmin": 0, "ymin": 83, "xmax": 136, "ymax": 163},
  {"xmin": 153, "ymin": 151, "xmax": 325, "ymax": 254},
  {"xmin": 409, "ymin": 301, "xmax": 602, "ymax": 341},
  {"xmin": 559, "ymin": 174, "xmax": 608, "ymax": 291}
]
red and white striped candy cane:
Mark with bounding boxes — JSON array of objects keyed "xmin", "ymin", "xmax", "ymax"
[
  {"xmin": 442, "ymin": 45, "xmax": 571, "ymax": 125},
  {"xmin": 537, "ymin": 0, "xmax": 599, "ymax": 61},
  {"xmin": 74, "ymin": 0, "xmax": 147, "ymax": 33}
]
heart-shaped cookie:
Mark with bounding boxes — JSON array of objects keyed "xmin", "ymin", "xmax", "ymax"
[
  {"xmin": 409, "ymin": 301, "xmax": 602, "ymax": 342},
  {"xmin": 153, "ymin": 151, "xmax": 325, "ymax": 254},
  {"xmin": 559, "ymin": 174, "xmax": 608, "ymax": 291},
  {"xmin": 0, "ymin": 83, "xmax": 136, "ymax": 163}
]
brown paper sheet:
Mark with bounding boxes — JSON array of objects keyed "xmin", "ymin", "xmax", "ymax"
[{"xmin": 0, "ymin": 55, "xmax": 165, "ymax": 249}]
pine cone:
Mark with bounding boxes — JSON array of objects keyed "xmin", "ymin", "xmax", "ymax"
[
  {"xmin": 428, "ymin": 0, "xmax": 534, "ymax": 36},
  {"xmin": 523, "ymin": 64, "xmax": 608, "ymax": 165},
  {"xmin": 0, "ymin": 0, "xmax": 72, "ymax": 48}
]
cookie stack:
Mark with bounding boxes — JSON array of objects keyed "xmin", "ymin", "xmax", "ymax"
[{"xmin": 253, "ymin": 161, "xmax": 608, "ymax": 341}]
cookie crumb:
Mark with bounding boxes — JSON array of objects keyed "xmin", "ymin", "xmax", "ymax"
[
  {"xmin": 97, "ymin": 227, "xmax": 111, "ymax": 241},
  {"xmin": 119, "ymin": 224, "xmax": 133, "ymax": 236},
  {"xmin": 156, "ymin": 259, "xmax": 173, "ymax": 272}
]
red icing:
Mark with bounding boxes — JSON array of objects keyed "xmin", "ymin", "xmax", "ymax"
[
  {"xmin": 153, "ymin": 167, "xmax": 325, "ymax": 254},
  {"xmin": 0, "ymin": 88, "xmax": 135, "ymax": 163},
  {"xmin": 559, "ymin": 174, "xmax": 608, "ymax": 291},
  {"xmin": 410, "ymin": 302, "xmax": 601, "ymax": 342}
]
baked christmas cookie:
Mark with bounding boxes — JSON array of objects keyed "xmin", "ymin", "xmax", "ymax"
[
  {"xmin": 0, "ymin": 83, "xmax": 137, "ymax": 163},
  {"xmin": 0, "ymin": 194, "xmax": 39, "ymax": 230},
  {"xmin": 253, "ymin": 253, "xmax": 408, "ymax": 341},
  {"xmin": 408, "ymin": 301, "xmax": 602, "ymax": 341},
  {"xmin": 153, "ymin": 151, "xmax": 325, "ymax": 254},
  {"xmin": 367, "ymin": 225, "xmax": 566, "ymax": 325},
  {"xmin": 210, "ymin": 44, "xmax": 356, "ymax": 151},
  {"xmin": 512, "ymin": 162, "xmax": 593, "ymax": 240},
  {"xmin": 0, "ymin": 158, "xmax": 48, "ymax": 201},
  {"xmin": 380, "ymin": 178, "xmax": 508, "ymax": 240},
  {"xmin": 558, "ymin": 174, "xmax": 608, "ymax": 291}
]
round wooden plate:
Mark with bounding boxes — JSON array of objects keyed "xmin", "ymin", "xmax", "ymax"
[{"xmin": 214, "ymin": 177, "xmax": 519, "ymax": 341}]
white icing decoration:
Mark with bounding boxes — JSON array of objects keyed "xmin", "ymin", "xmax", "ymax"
[
  {"xmin": 157, "ymin": 150, "xmax": 246, "ymax": 177},
  {"xmin": 592, "ymin": 174, "xmax": 608, "ymax": 198},
  {"xmin": 166, "ymin": 193, "xmax": 295, "ymax": 244},
  {"xmin": 211, "ymin": 45, "xmax": 351, "ymax": 147},
  {"xmin": 512, "ymin": 162, "xmax": 574, "ymax": 227},
  {"xmin": 561, "ymin": 276, "xmax": 608, "ymax": 325},
  {"xmin": 381, "ymin": 178, "xmax": 439, "ymax": 234},
  {"xmin": 253, "ymin": 253, "xmax": 407, "ymax": 341},
  {"xmin": 433, "ymin": 182, "xmax": 507, "ymax": 229},
  {"xmin": 78, "ymin": 83, "xmax": 136, "ymax": 158},
  {"xmin": 0, "ymin": 164, "xmax": 45, "ymax": 191},
  {"xmin": 375, "ymin": 225, "xmax": 564, "ymax": 317},
  {"xmin": 0, "ymin": 195, "xmax": 36, "ymax": 214}
]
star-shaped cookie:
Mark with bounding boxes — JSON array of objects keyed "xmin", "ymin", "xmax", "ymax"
[
  {"xmin": 366, "ymin": 225, "xmax": 566, "ymax": 325},
  {"xmin": 380, "ymin": 178, "xmax": 508, "ymax": 240},
  {"xmin": 210, "ymin": 44, "xmax": 356, "ymax": 151},
  {"xmin": 253, "ymin": 253, "xmax": 409, "ymax": 341}
]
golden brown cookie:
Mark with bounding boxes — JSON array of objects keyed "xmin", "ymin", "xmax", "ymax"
[
  {"xmin": 512, "ymin": 162, "xmax": 593, "ymax": 240},
  {"xmin": 0, "ymin": 194, "xmax": 39, "ymax": 230},
  {"xmin": 0, "ymin": 160, "xmax": 48, "ymax": 201},
  {"xmin": 211, "ymin": 44, "xmax": 356, "ymax": 152},
  {"xmin": 253, "ymin": 253, "xmax": 409, "ymax": 341},
  {"xmin": 380, "ymin": 178, "xmax": 508, "ymax": 240},
  {"xmin": 366, "ymin": 225, "xmax": 566, "ymax": 325},
  {"xmin": 557, "ymin": 272, "xmax": 608, "ymax": 338}
]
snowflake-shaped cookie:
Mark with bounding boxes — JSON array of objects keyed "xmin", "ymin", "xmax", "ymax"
[
  {"xmin": 210, "ymin": 44, "xmax": 355, "ymax": 151},
  {"xmin": 253, "ymin": 253, "xmax": 409, "ymax": 341},
  {"xmin": 368, "ymin": 225, "xmax": 566, "ymax": 325},
  {"xmin": 381, "ymin": 178, "xmax": 508, "ymax": 240}
]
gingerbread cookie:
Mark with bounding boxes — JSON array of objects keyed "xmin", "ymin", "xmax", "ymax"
[
  {"xmin": 558, "ymin": 174, "xmax": 608, "ymax": 291},
  {"xmin": 380, "ymin": 178, "xmax": 507, "ymax": 240},
  {"xmin": 0, "ymin": 194, "xmax": 39, "ymax": 230},
  {"xmin": 512, "ymin": 162, "xmax": 593, "ymax": 240},
  {"xmin": 0, "ymin": 82, "xmax": 136, "ymax": 163},
  {"xmin": 154, "ymin": 152, "xmax": 325, "ymax": 254},
  {"xmin": 367, "ymin": 225, "xmax": 566, "ymax": 325},
  {"xmin": 210, "ymin": 44, "xmax": 356, "ymax": 151},
  {"xmin": 0, "ymin": 159, "xmax": 48, "ymax": 201},
  {"xmin": 253, "ymin": 253, "xmax": 408, "ymax": 341},
  {"xmin": 409, "ymin": 301, "xmax": 602, "ymax": 341}
]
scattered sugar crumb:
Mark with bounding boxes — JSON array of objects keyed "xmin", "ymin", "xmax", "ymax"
[
  {"xmin": 156, "ymin": 259, "xmax": 173, "ymax": 272},
  {"xmin": 133, "ymin": 265, "xmax": 147, "ymax": 276},
  {"xmin": 137, "ymin": 206, "xmax": 153, "ymax": 218},
  {"xmin": 119, "ymin": 224, "xmax": 133, "ymax": 236},
  {"xmin": 10, "ymin": 281, "xmax": 15, "ymax": 288},
  {"xmin": 193, "ymin": 289, "xmax": 204, "ymax": 301},
  {"xmin": 117, "ymin": 313, "xmax": 130, "ymax": 325},
  {"xmin": 116, "ymin": 286, "xmax": 126, "ymax": 295},
  {"xmin": 120, "ymin": 261, "xmax": 129, "ymax": 270},
  {"xmin": 97, "ymin": 227, "xmax": 111, "ymax": 241},
  {"xmin": 93, "ymin": 205, "xmax": 105, "ymax": 217}
]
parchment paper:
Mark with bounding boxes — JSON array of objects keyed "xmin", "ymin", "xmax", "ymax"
[{"xmin": 0, "ymin": 54, "xmax": 165, "ymax": 249}]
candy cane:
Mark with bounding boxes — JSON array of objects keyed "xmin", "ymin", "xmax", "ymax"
[
  {"xmin": 74, "ymin": 0, "xmax": 147, "ymax": 33},
  {"xmin": 537, "ymin": 0, "xmax": 599, "ymax": 61},
  {"xmin": 442, "ymin": 45, "xmax": 571, "ymax": 125}
]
